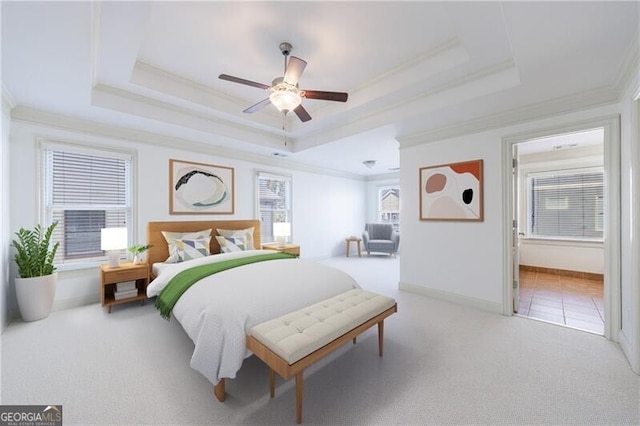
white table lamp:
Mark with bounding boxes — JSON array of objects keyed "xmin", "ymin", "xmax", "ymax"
[
  {"xmin": 273, "ymin": 222, "xmax": 291, "ymax": 248},
  {"xmin": 101, "ymin": 227, "xmax": 127, "ymax": 268}
]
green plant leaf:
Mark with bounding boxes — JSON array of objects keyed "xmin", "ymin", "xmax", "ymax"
[{"xmin": 12, "ymin": 222, "xmax": 59, "ymax": 278}]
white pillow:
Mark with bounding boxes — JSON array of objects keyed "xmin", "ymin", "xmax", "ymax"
[
  {"xmin": 216, "ymin": 227, "xmax": 255, "ymax": 250},
  {"xmin": 162, "ymin": 229, "xmax": 212, "ymax": 263}
]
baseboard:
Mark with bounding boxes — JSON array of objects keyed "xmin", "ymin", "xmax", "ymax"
[
  {"xmin": 519, "ymin": 264, "xmax": 603, "ymax": 281},
  {"xmin": 399, "ymin": 281, "xmax": 502, "ymax": 314},
  {"xmin": 618, "ymin": 328, "xmax": 640, "ymax": 375}
]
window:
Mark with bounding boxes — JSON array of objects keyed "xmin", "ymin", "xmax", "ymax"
[
  {"xmin": 42, "ymin": 143, "xmax": 132, "ymax": 265},
  {"xmin": 378, "ymin": 186, "xmax": 400, "ymax": 231},
  {"xmin": 63, "ymin": 210, "xmax": 105, "ymax": 259},
  {"xmin": 257, "ymin": 171, "xmax": 291, "ymax": 243},
  {"xmin": 528, "ymin": 169, "xmax": 603, "ymax": 241}
]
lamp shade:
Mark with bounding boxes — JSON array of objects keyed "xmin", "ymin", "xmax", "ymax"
[
  {"xmin": 101, "ymin": 228, "xmax": 127, "ymax": 251},
  {"xmin": 273, "ymin": 222, "xmax": 291, "ymax": 238},
  {"xmin": 269, "ymin": 90, "xmax": 302, "ymax": 112}
]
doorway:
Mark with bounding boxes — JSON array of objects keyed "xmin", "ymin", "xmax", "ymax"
[
  {"xmin": 515, "ymin": 129, "xmax": 604, "ymax": 333},
  {"xmin": 503, "ymin": 117, "xmax": 621, "ymax": 339}
]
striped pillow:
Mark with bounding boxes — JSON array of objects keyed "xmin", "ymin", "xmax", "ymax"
[
  {"xmin": 215, "ymin": 235, "xmax": 248, "ymax": 253},
  {"xmin": 217, "ymin": 227, "xmax": 255, "ymax": 250},
  {"xmin": 162, "ymin": 229, "xmax": 212, "ymax": 263}
]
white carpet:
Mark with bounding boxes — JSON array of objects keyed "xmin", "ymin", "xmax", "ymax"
[{"xmin": 2, "ymin": 255, "xmax": 639, "ymax": 425}]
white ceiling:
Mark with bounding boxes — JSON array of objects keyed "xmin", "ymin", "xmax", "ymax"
[{"xmin": 2, "ymin": 1, "xmax": 638, "ymax": 177}]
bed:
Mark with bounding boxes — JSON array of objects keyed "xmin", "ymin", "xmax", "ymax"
[{"xmin": 145, "ymin": 219, "xmax": 360, "ymax": 400}]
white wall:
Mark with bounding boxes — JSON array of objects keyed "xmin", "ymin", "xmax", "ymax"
[
  {"xmin": 294, "ymin": 171, "xmax": 367, "ymax": 258},
  {"xmin": 399, "ymin": 102, "xmax": 621, "ymax": 314},
  {"xmin": 400, "ymin": 131, "xmax": 504, "ymax": 312},
  {"xmin": 519, "ymin": 240, "xmax": 603, "ymax": 274},
  {"xmin": 1, "ymin": 95, "xmax": 12, "ymax": 330},
  {"xmin": 8, "ymin": 120, "xmax": 366, "ymax": 314}
]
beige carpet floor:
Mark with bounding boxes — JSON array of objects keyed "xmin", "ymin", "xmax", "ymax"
[{"xmin": 2, "ymin": 255, "xmax": 639, "ymax": 425}]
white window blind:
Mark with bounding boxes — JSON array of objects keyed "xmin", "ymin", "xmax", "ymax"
[
  {"xmin": 42, "ymin": 146, "xmax": 132, "ymax": 264},
  {"xmin": 529, "ymin": 169, "xmax": 603, "ymax": 241},
  {"xmin": 257, "ymin": 171, "xmax": 291, "ymax": 243},
  {"xmin": 378, "ymin": 186, "xmax": 400, "ymax": 231}
]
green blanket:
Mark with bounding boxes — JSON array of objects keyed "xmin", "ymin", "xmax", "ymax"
[{"xmin": 155, "ymin": 252, "xmax": 296, "ymax": 320}]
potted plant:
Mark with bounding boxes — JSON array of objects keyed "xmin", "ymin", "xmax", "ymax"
[
  {"xmin": 12, "ymin": 222, "xmax": 60, "ymax": 321},
  {"xmin": 127, "ymin": 244, "xmax": 152, "ymax": 264}
]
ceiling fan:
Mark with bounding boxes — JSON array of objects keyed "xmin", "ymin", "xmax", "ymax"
[{"xmin": 219, "ymin": 42, "xmax": 348, "ymax": 122}]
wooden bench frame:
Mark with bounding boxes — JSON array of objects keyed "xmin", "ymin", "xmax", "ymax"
[{"xmin": 243, "ymin": 304, "xmax": 397, "ymax": 423}]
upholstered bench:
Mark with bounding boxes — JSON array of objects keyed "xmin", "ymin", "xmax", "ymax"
[{"xmin": 246, "ymin": 288, "xmax": 397, "ymax": 423}]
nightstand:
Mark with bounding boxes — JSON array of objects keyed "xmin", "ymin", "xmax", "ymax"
[
  {"xmin": 262, "ymin": 243, "xmax": 300, "ymax": 257},
  {"xmin": 99, "ymin": 262, "xmax": 150, "ymax": 313},
  {"xmin": 345, "ymin": 237, "xmax": 362, "ymax": 257}
]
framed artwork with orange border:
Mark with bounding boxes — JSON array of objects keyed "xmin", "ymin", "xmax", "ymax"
[
  {"xmin": 419, "ymin": 159, "xmax": 483, "ymax": 221},
  {"xmin": 169, "ymin": 159, "xmax": 235, "ymax": 214}
]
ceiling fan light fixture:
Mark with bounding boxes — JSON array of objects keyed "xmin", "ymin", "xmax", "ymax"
[
  {"xmin": 363, "ymin": 160, "xmax": 376, "ymax": 169},
  {"xmin": 269, "ymin": 87, "xmax": 302, "ymax": 113},
  {"xmin": 219, "ymin": 42, "xmax": 347, "ymax": 121}
]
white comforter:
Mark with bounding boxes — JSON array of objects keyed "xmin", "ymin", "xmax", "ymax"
[{"xmin": 147, "ymin": 250, "xmax": 359, "ymax": 385}]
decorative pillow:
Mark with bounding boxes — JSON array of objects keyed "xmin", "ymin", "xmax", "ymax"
[
  {"xmin": 168, "ymin": 237, "xmax": 211, "ymax": 263},
  {"xmin": 162, "ymin": 229, "xmax": 212, "ymax": 263},
  {"xmin": 216, "ymin": 227, "xmax": 255, "ymax": 250},
  {"xmin": 215, "ymin": 235, "xmax": 248, "ymax": 253}
]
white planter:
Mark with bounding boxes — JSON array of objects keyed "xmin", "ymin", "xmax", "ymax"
[{"xmin": 15, "ymin": 272, "xmax": 57, "ymax": 321}]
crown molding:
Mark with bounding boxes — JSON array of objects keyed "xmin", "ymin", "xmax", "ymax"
[
  {"xmin": 130, "ymin": 61, "xmax": 285, "ymax": 131},
  {"xmin": 90, "ymin": 1, "xmax": 100, "ymax": 88},
  {"xmin": 132, "ymin": 61, "xmax": 242, "ymax": 108},
  {"xmin": 397, "ymin": 85, "xmax": 620, "ymax": 148},
  {"xmin": 613, "ymin": 28, "xmax": 639, "ymax": 99},
  {"xmin": 9, "ymin": 106, "xmax": 365, "ymax": 181},
  {"xmin": 91, "ymin": 83, "xmax": 288, "ymax": 150},
  {"xmin": 365, "ymin": 171, "xmax": 400, "ymax": 182},
  {"xmin": 129, "ymin": 38, "xmax": 469, "ymax": 137},
  {"xmin": 1, "ymin": 85, "xmax": 16, "ymax": 110},
  {"xmin": 295, "ymin": 59, "xmax": 520, "ymax": 152},
  {"xmin": 345, "ymin": 38, "xmax": 470, "ymax": 109}
]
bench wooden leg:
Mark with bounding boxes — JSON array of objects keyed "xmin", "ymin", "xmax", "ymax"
[
  {"xmin": 295, "ymin": 371, "xmax": 303, "ymax": 424},
  {"xmin": 269, "ymin": 368, "xmax": 276, "ymax": 398},
  {"xmin": 353, "ymin": 337, "xmax": 356, "ymax": 344},
  {"xmin": 213, "ymin": 379, "xmax": 226, "ymax": 402},
  {"xmin": 378, "ymin": 320, "xmax": 384, "ymax": 357}
]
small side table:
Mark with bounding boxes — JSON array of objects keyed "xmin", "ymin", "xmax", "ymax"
[
  {"xmin": 262, "ymin": 243, "xmax": 300, "ymax": 257},
  {"xmin": 345, "ymin": 237, "xmax": 362, "ymax": 257},
  {"xmin": 100, "ymin": 262, "xmax": 149, "ymax": 313}
]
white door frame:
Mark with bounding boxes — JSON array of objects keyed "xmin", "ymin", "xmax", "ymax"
[{"xmin": 502, "ymin": 115, "xmax": 621, "ymax": 340}]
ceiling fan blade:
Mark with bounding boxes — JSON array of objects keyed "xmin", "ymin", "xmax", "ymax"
[
  {"xmin": 243, "ymin": 98, "xmax": 271, "ymax": 114},
  {"xmin": 283, "ymin": 56, "xmax": 307, "ymax": 86},
  {"xmin": 302, "ymin": 90, "xmax": 348, "ymax": 102},
  {"xmin": 219, "ymin": 74, "xmax": 270, "ymax": 90},
  {"xmin": 293, "ymin": 104, "xmax": 312, "ymax": 122}
]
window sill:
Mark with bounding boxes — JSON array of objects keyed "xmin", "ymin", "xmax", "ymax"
[
  {"xmin": 520, "ymin": 237, "xmax": 603, "ymax": 248},
  {"xmin": 54, "ymin": 259, "xmax": 112, "ymax": 273}
]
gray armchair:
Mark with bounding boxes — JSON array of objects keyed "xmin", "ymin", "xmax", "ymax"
[{"xmin": 362, "ymin": 223, "xmax": 399, "ymax": 256}]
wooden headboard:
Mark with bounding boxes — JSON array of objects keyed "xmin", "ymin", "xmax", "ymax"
[{"xmin": 146, "ymin": 219, "xmax": 262, "ymax": 269}]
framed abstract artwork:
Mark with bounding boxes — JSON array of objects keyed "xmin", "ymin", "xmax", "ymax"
[
  {"xmin": 419, "ymin": 159, "xmax": 483, "ymax": 221},
  {"xmin": 169, "ymin": 159, "xmax": 235, "ymax": 214}
]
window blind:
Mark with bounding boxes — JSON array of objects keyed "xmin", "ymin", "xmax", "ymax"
[
  {"xmin": 529, "ymin": 170, "xmax": 603, "ymax": 240},
  {"xmin": 257, "ymin": 172, "xmax": 291, "ymax": 243},
  {"xmin": 43, "ymin": 148, "xmax": 131, "ymax": 264}
]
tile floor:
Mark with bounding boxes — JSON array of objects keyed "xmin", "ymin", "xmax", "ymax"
[{"xmin": 517, "ymin": 268, "xmax": 604, "ymax": 334}]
